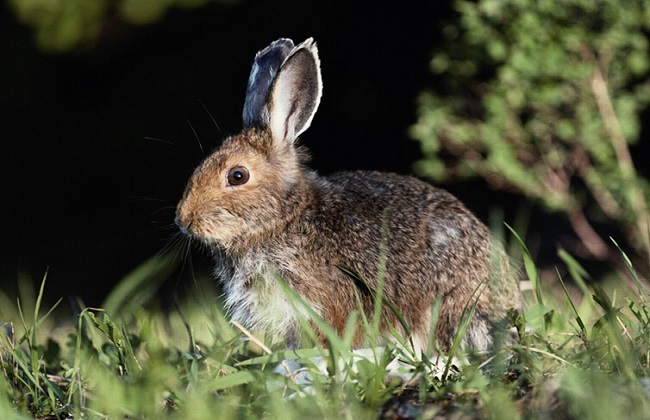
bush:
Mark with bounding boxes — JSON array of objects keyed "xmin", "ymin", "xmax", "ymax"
[{"xmin": 411, "ymin": 0, "xmax": 650, "ymax": 261}]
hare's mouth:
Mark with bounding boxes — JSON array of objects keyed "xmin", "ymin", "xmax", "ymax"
[
  {"xmin": 175, "ymin": 213, "xmax": 206, "ymax": 239},
  {"xmin": 176, "ymin": 210, "xmax": 241, "ymax": 248},
  {"xmin": 175, "ymin": 217, "xmax": 193, "ymax": 237},
  {"xmin": 176, "ymin": 221, "xmax": 223, "ymax": 249}
]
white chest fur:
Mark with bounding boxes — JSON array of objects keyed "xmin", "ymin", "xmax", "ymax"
[{"xmin": 219, "ymin": 256, "xmax": 316, "ymax": 344}]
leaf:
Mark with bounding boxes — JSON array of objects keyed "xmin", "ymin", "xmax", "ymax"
[
  {"xmin": 207, "ymin": 370, "xmax": 258, "ymax": 391},
  {"xmin": 557, "ymin": 248, "xmax": 591, "ymax": 297},
  {"xmin": 442, "ymin": 281, "xmax": 486, "ymax": 381},
  {"xmin": 235, "ymin": 349, "xmax": 328, "ymax": 367},
  {"xmin": 611, "ymin": 238, "xmax": 646, "ymax": 301},
  {"xmin": 506, "ymin": 224, "xmax": 543, "ymax": 305},
  {"xmin": 556, "ymin": 268, "xmax": 587, "ymax": 338},
  {"xmin": 102, "ymin": 253, "xmax": 177, "ymax": 322},
  {"xmin": 625, "ymin": 298, "xmax": 649, "ymax": 329}
]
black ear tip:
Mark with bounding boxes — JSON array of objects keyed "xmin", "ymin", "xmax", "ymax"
[
  {"xmin": 243, "ymin": 37, "xmax": 322, "ymax": 133},
  {"xmin": 256, "ymin": 38, "xmax": 295, "ymax": 58},
  {"xmin": 243, "ymin": 38, "xmax": 297, "ymax": 129}
]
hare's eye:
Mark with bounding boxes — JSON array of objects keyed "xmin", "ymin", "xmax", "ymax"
[{"xmin": 227, "ymin": 166, "xmax": 250, "ymax": 186}]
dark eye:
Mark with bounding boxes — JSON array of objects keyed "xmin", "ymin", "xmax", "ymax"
[{"xmin": 227, "ymin": 166, "xmax": 250, "ymax": 186}]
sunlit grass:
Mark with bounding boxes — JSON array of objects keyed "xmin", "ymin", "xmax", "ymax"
[{"xmin": 1, "ymin": 237, "xmax": 649, "ymax": 418}]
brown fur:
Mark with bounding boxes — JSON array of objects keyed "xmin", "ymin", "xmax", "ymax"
[
  {"xmin": 175, "ymin": 38, "xmax": 521, "ymax": 353},
  {"xmin": 177, "ymin": 129, "xmax": 520, "ymax": 351}
]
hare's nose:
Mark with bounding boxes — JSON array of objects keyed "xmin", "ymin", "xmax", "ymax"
[{"xmin": 175, "ymin": 216, "xmax": 193, "ymax": 236}]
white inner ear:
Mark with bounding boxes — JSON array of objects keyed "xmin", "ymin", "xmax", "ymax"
[
  {"xmin": 269, "ymin": 70, "xmax": 299, "ymax": 143},
  {"xmin": 268, "ymin": 45, "xmax": 322, "ymax": 144}
]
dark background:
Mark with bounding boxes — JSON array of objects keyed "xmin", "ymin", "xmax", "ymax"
[
  {"xmin": 1, "ymin": 0, "xmax": 459, "ymax": 305},
  {"xmin": 2, "ymin": 1, "xmax": 646, "ymax": 307}
]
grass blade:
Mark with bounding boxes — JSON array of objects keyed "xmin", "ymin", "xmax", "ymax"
[
  {"xmin": 555, "ymin": 268, "xmax": 587, "ymax": 338},
  {"xmin": 506, "ymin": 223, "xmax": 543, "ymax": 305}
]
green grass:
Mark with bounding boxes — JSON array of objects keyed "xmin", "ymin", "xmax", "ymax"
[{"xmin": 1, "ymin": 241, "xmax": 649, "ymax": 419}]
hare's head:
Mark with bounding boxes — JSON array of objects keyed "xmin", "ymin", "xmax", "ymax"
[{"xmin": 175, "ymin": 38, "xmax": 322, "ymax": 250}]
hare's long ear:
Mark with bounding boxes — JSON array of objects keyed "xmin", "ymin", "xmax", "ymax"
[
  {"xmin": 242, "ymin": 38, "xmax": 295, "ymax": 129},
  {"xmin": 268, "ymin": 38, "xmax": 322, "ymax": 144}
]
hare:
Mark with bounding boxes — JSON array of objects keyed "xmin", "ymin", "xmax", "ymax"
[{"xmin": 176, "ymin": 38, "xmax": 521, "ymax": 354}]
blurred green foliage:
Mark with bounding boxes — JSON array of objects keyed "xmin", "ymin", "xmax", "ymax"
[
  {"xmin": 2, "ymin": 241, "xmax": 650, "ymax": 417},
  {"xmin": 412, "ymin": 0, "xmax": 650, "ymax": 260},
  {"xmin": 8, "ymin": 0, "xmax": 238, "ymax": 52}
]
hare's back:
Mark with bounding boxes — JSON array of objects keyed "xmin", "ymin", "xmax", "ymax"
[
  {"xmin": 324, "ymin": 171, "xmax": 482, "ymax": 225},
  {"xmin": 318, "ymin": 170, "xmax": 495, "ymax": 313},
  {"xmin": 321, "ymin": 170, "xmax": 490, "ymax": 258}
]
